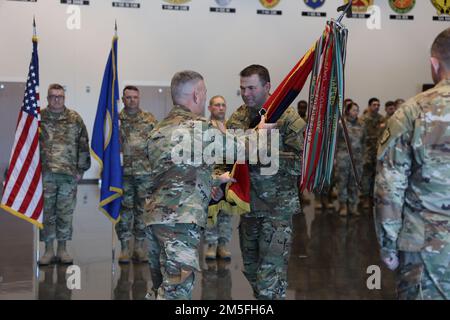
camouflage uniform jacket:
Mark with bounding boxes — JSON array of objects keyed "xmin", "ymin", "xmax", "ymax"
[
  {"xmin": 227, "ymin": 104, "xmax": 305, "ymax": 217},
  {"xmin": 144, "ymin": 105, "xmax": 243, "ymax": 228},
  {"xmin": 40, "ymin": 107, "xmax": 91, "ymax": 176},
  {"xmin": 375, "ymin": 79, "xmax": 450, "ymax": 257},
  {"xmin": 361, "ymin": 111, "xmax": 384, "ymax": 158},
  {"xmin": 336, "ymin": 116, "xmax": 364, "ymax": 166},
  {"xmin": 119, "ymin": 109, "xmax": 157, "ymax": 176}
]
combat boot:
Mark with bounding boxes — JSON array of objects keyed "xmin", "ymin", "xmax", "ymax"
[
  {"xmin": 119, "ymin": 240, "xmax": 131, "ymax": 264},
  {"xmin": 362, "ymin": 196, "xmax": 371, "ymax": 209},
  {"xmin": 132, "ymin": 239, "xmax": 148, "ymax": 263},
  {"xmin": 349, "ymin": 203, "xmax": 360, "ymax": 216},
  {"xmin": 205, "ymin": 244, "xmax": 217, "ymax": 260},
  {"xmin": 56, "ymin": 241, "xmax": 73, "ymax": 264},
  {"xmin": 314, "ymin": 196, "xmax": 323, "ymax": 210},
  {"xmin": 39, "ymin": 241, "xmax": 56, "ymax": 266},
  {"xmin": 217, "ymin": 244, "xmax": 231, "ymax": 260},
  {"xmin": 338, "ymin": 203, "xmax": 348, "ymax": 217},
  {"xmin": 322, "ymin": 196, "xmax": 335, "ymax": 211}
]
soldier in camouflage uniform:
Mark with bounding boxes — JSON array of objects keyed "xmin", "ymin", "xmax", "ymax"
[
  {"xmin": 360, "ymin": 97, "xmax": 383, "ymax": 209},
  {"xmin": 117, "ymin": 85, "xmax": 157, "ymax": 264},
  {"xmin": 379, "ymin": 101, "xmax": 396, "ymax": 135},
  {"xmin": 394, "ymin": 98, "xmax": 405, "ymax": 111},
  {"xmin": 374, "ymin": 28, "xmax": 450, "ymax": 300},
  {"xmin": 297, "ymin": 100, "xmax": 308, "ymax": 122},
  {"xmin": 39, "ymin": 83, "xmax": 91, "ymax": 265},
  {"xmin": 204, "ymin": 95, "xmax": 233, "ymax": 260},
  {"xmin": 335, "ymin": 102, "xmax": 364, "ymax": 217},
  {"xmin": 143, "ymin": 71, "xmax": 266, "ymax": 300},
  {"xmin": 227, "ymin": 65, "xmax": 305, "ymax": 300}
]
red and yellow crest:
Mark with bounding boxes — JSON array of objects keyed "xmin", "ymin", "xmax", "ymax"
[
  {"xmin": 431, "ymin": 0, "xmax": 450, "ymax": 15},
  {"xmin": 389, "ymin": 0, "xmax": 416, "ymax": 14},
  {"xmin": 259, "ymin": 0, "xmax": 280, "ymax": 9},
  {"xmin": 344, "ymin": 0, "xmax": 374, "ymax": 13}
]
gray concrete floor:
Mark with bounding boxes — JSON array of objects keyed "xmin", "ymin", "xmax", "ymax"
[{"xmin": 0, "ymin": 184, "xmax": 396, "ymax": 300}]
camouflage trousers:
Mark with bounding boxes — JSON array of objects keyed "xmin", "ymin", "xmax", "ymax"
[
  {"xmin": 40, "ymin": 172, "xmax": 77, "ymax": 242},
  {"xmin": 361, "ymin": 157, "xmax": 376, "ymax": 197},
  {"xmin": 239, "ymin": 215, "xmax": 293, "ymax": 300},
  {"xmin": 204, "ymin": 210, "xmax": 232, "ymax": 245},
  {"xmin": 397, "ymin": 249, "xmax": 450, "ymax": 300},
  {"xmin": 116, "ymin": 175, "xmax": 151, "ymax": 242},
  {"xmin": 146, "ymin": 223, "xmax": 201, "ymax": 300},
  {"xmin": 336, "ymin": 152, "xmax": 362, "ymax": 205}
]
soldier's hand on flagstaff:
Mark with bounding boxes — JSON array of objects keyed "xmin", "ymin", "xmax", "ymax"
[
  {"xmin": 257, "ymin": 115, "xmax": 277, "ymax": 130},
  {"xmin": 218, "ymin": 171, "xmax": 236, "ymax": 184},
  {"xmin": 211, "ymin": 186, "xmax": 224, "ymax": 201}
]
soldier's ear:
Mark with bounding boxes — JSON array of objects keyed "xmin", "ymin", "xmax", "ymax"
[
  {"xmin": 430, "ymin": 57, "xmax": 440, "ymax": 75},
  {"xmin": 264, "ymin": 82, "xmax": 271, "ymax": 94},
  {"xmin": 193, "ymin": 89, "xmax": 199, "ymax": 104}
]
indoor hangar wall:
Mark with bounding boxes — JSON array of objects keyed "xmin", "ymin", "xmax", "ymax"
[{"xmin": 0, "ymin": 0, "xmax": 447, "ymax": 179}]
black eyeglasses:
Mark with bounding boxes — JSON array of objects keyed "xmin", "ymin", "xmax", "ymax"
[{"xmin": 48, "ymin": 95, "xmax": 65, "ymax": 101}]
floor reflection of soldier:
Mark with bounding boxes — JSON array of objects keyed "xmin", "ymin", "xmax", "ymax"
[
  {"xmin": 114, "ymin": 264, "xmax": 132, "ymax": 300},
  {"xmin": 38, "ymin": 265, "xmax": 72, "ymax": 300},
  {"xmin": 131, "ymin": 263, "xmax": 148, "ymax": 300},
  {"xmin": 201, "ymin": 260, "xmax": 232, "ymax": 300},
  {"xmin": 114, "ymin": 263, "xmax": 149, "ymax": 300},
  {"xmin": 288, "ymin": 213, "xmax": 309, "ymax": 299}
]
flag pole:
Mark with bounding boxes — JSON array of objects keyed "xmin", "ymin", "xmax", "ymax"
[
  {"xmin": 32, "ymin": 16, "xmax": 40, "ymax": 299},
  {"xmin": 111, "ymin": 20, "xmax": 118, "ymax": 300}
]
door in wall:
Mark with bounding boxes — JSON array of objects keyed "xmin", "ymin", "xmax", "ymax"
[{"xmin": 135, "ymin": 85, "xmax": 172, "ymax": 121}]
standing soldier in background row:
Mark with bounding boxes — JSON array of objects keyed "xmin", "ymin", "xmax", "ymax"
[
  {"xmin": 204, "ymin": 95, "xmax": 233, "ymax": 261},
  {"xmin": 379, "ymin": 101, "xmax": 396, "ymax": 135},
  {"xmin": 335, "ymin": 102, "xmax": 364, "ymax": 217},
  {"xmin": 117, "ymin": 85, "xmax": 157, "ymax": 264},
  {"xmin": 39, "ymin": 83, "xmax": 91, "ymax": 265},
  {"xmin": 297, "ymin": 100, "xmax": 308, "ymax": 122},
  {"xmin": 375, "ymin": 27, "xmax": 450, "ymax": 299},
  {"xmin": 360, "ymin": 97, "xmax": 383, "ymax": 210},
  {"xmin": 296, "ymin": 100, "xmax": 310, "ymax": 210},
  {"xmin": 394, "ymin": 98, "xmax": 405, "ymax": 111}
]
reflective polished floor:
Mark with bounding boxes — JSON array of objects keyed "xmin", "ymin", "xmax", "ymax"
[{"xmin": 0, "ymin": 185, "xmax": 396, "ymax": 300}]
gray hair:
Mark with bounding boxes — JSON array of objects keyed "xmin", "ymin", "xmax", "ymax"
[{"xmin": 171, "ymin": 70, "xmax": 204, "ymax": 105}]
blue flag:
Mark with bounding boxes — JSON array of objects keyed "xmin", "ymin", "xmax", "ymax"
[{"xmin": 91, "ymin": 36, "xmax": 123, "ymax": 223}]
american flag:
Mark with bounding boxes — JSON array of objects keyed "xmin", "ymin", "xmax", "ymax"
[{"xmin": 1, "ymin": 35, "xmax": 43, "ymax": 228}]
